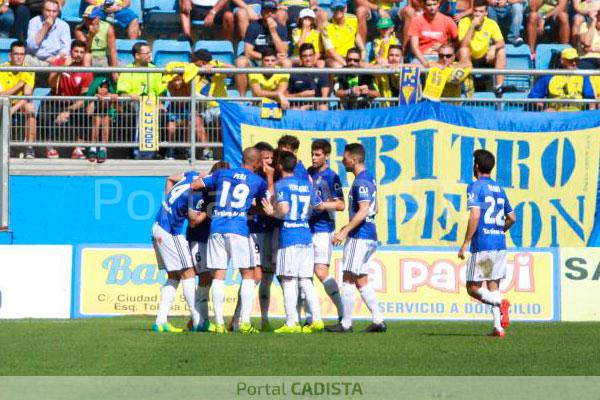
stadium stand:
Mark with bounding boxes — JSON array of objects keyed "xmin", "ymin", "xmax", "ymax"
[
  {"xmin": 0, "ymin": 38, "xmax": 16, "ymax": 64},
  {"xmin": 535, "ymin": 44, "xmax": 572, "ymax": 70},
  {"xmin": 152, "ymin": 40, "xmax": 192, "ymax": 67},
  {"xmin": 61, "ymin": 0, "xmax": 83, "ymax": 24},
  {"xmin": 194, "ymin": 41, "xmax": 235, "ymax": 65},
  {"xmin": 142, "ymin": 0, "xmax": 180, "ymax": 33},
  {"xmin": 117, "ymin": 39, "xmax": 147, "ymax": 65},
  {"xmin": 504, "ymin": 44, "xmax": 533, "ymax": 91}
]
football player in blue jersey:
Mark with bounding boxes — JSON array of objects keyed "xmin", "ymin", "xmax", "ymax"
[
  {"xmin": 262, "ymin": 151, "xmax": 326, "ymax": 333},
  {"xmin": 151, "ymin": 171, "xmax": 205, "ymax": 333},
  {"xmin": 192, "ymin": 147, "xmax": 274, "ymax": 334},
  {"xmin": 326, "ymin": 143, "xmax": 386, "ymax": 333},
  {"xmin": 458, "ymin": 149, "xmax": 516, "ymax": 338},
  {"xmin": 277, "ymin": 134, "xmax": 310, "ymax": 180},
  {"xmin": 308, "ymin": 139, "xmax": 345, "ymax": 321}
]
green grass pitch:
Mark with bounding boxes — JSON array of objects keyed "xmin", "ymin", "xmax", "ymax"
[{"xmin": 0, "ymin": 317, "xmax": 598, "ymax": 375}]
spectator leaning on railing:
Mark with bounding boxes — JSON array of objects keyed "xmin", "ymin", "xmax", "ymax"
[
  {"xmin": 375, "ymin": 44, "xmax": 402, "ymax": 101},
  {"xmin": 429, "ymin": 43, "xmax": 474, "ymax": 98},
  {"xmin": 85, "ymin": 0, "xmax": 140, "ymax": 40},
  {"xmin": 527, "ymin": 48, "xmax": 595, "ymax": 112},
  {"xmin": 86, "ymin": 76, "xmax": 118, "ymax": 163},
  {"xmin": 335, "ymin": 47, "xmax": 380, "ymax": 109},
  {"xmin": 322, "ymin": 0, "xmax": 366, "ymax": 68},
  {"xmin": 249, "ymin": 47, "xmax": 290, "ymax": 109},
  {"xmin": 286, "ymin": 42, "xmax": 330, "ymax": 110},
  {"xmin": 26, "ymin": 0, "xmax": 70, "ymax": 66},
  {"xmin": 0, "ymin": 40, "xmax": 37, "ymax": 159}
]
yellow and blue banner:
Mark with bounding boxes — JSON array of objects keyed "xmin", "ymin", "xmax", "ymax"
[
  {"xmin": 138, "ymin": 95, "xmax": 159, "ymax": 152},
  {"xmin": 399, "ymin": 65, "xmax": 420, "ymax": 105},
  {"xmin": 220, "ymin": 101, "xmax": 600, "ymax": 248}
]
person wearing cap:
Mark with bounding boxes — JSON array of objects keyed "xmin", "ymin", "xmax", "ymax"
[
  {"xmin": 355, "ymin": 0, "xmax": 403, "ymax": 44},
  {"xmin": 291, "ymin": 8, "xmax": 324, "ymax": 66},
  {"xmin": 85, "ymin": 76, "xmax": 118, "ymax": 163},
  {"xmin": 373, "ymin": 17, "xmax": 400, "ymax": 65},
  {"xmin": 322, "ymin": 0, "xmax": 366, "ymax": 68},
  {"xmin": 41, "ymin": 39, "xmax": 94, "ymax": 160},
  {"xmin": 179, "ymin": 0, "xmax": 234, "ymax": 43},
  {"xmin": 526, "ymin": 0, "xmax": 569, "ymax": 61},
  {"xmin": 528, "ymin": 47, "xmax": 595, "ymax": 112},
  {"xmin": 286, "ymin": 43, "xmax": 330, "ymax": 109},
  {"xmin": 84, "ymin": 0, "xmax": 140, "ymax": 39},
  {"xmin": 407, "ymin": 0, "xmax": 458, "ymax": 66},
  {"xmin": 457, "ymin": 0, "xmax": 506, "ymax": 94},
  {"xmin": 235, "ymin": 0, "xmax": 290, "ymax": 97},
  {"xmin": 74, "ymin": 6, "xmax": 117, "ymax": 73},
  {"xmin": 335, "ymin": 47, "xmax": 380, "ymax": 109},
  {"xmin": 26, "ymin": 0, "xmax": 71, "ymax": 65}
]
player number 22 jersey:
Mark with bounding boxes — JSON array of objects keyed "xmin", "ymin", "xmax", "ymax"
[{"xmin": 348, "ymin": 170, "xmax": 377, "ymax": 240}]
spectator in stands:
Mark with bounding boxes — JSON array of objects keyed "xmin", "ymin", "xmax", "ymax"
[
  {"xmin": 487, "ymin": 0, "xmax": 524, "ymax": 45},
  {"xmin": 276, "ymin": 0, "xmax": 317, "ymax": 28},
  {"xmin": 286, "ymin": 43, "xmax": 330, "ymax": 110},
  {"xmin": 526, "ymin": 0, "xmax": 569, "ymax": 61},
  {"xmin": 528, "ymin": 48, "xmax": 595, "ymax": 111},
  {"xmin": 0, "ymin": 1, "xmax": 14, "ymax": 37},
  {"xmin": 440, "ymin": 0, "xmax": 472, "ymax": 22},
  {"xmin": 400, "ymin": 0, "xmax": 423, "ymax": 54},
  {"xmin": 335, "ymin": 47, "xmax": 380, "ymax": 109},
  {"xmin": 375, "ymin": 44, "xmax": 402, "ymax": 101},
  {"xmin": 12, "ymin": 0, "xmax": 63, "ymax": 42},
  {"xmin": 373, "ymin": 17, "xmax": 400, "ymax": 65},
  {"xmin": 577, "ymin": 10, "xmax": 600, "ymax": 69},
  {"xmin": 235, "ymin": 0, "xmax": 289, "ymax": 97},
  {"xmin": 43, "ymin": 39, "xmax": 94, "ymax": 160},
  {"xmin": 232, "ymin": 0, "xmax": 261, "ymax": 39},
  {"xmin": 179, "ymin": 0, "xmax": 234, "ymax": 43},
  {"xmin": 355, "ymin": 0, "xmax": 402, "ymax": 44},
  {"xmin": 428, "ymin": 43, "xmax": 474, "ymax": 98},
  {"xmin": 322, "ymin": 0, "xmax": 366, "ymax": 67},
  {"xmin": 26, "ymin": 0, "xmax": 70, "ymax": 65},
  {"xmin": 249, "ymin": 47, "xmax": 290, "ymax": 108},
  {"xmin": 458, "ymin": 0, "xmax": 506, "ymax": 93},
  {"xmin": 86, "ymin": 77, "xmax": 118, "ymax": 163},
  {"xmin": 407, "ymin": 0, "xmax": 458, "ymax": 66},
  {"xmin": 0, "ymin": 41, "xmax": 37, "ymax": 158},
  {"xmin": 85, "ymin": 0, "xmax": 140, "ymax": 39},
  {"xmin": 291, "ymin": 8, "xmax": 324, "ymax": 67},
  {"xmin": 74, "ymin": 6, "xmax": 118, "ymax": 79},
  {"xmin": 571, "ymin": 0, "xmax": 593, "ymax": 45}
]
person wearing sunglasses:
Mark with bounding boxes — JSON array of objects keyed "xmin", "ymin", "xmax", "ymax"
[
  {"xmin": 335, "ymin": 47, "xmax": 380, "ymax": 109},
  {"xmin": 428, "ymin": 43, "xmax": 474, "ymax": 100}
]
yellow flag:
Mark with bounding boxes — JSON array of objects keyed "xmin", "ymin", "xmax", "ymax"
[
  {"xmin": 139, "ymin": 95, "xmax": 159, "ymax": 152},
  {"xmin": 423, "ymin": 67, "xmax": 450, "ymax": 101}
]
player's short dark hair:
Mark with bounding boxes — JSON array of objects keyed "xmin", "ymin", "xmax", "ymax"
[
  {"xmin": 473, "ymin": 149, "xmax": 495, "ymax": 174},
  {"xmin": 277, "ymin": 135, "xmax": 300, "ymax": 151},
  {"xmin": 254, "ymin": 141, "xmax": 274, "ymax": 153},
  {"xmin": 10, "ymin": 41, "xmax": 25, "ymax": 52},
  {"xmin": 71, "ymin": 39, "xmax": 86, "ymax": 51},
  {"xmin": 473, "ymin": 0, "xmax": 487, "ymax": 8},
  {"xmin": 132, "ymin": 41, "xmax": 149, "ymax": 56},
  {"xmin": 278, "ymin": 151, "xmax": 297, "ymax": 173},
  {"xmin": 344, "ymin": 143, "xmax": 365, "ymax": 163},
  {"xmin": 388, "ymin": 44, "xmax": 402, "ymax": 54},
  {"xmin": 311, "ymin": 139, "xmax": 331, "ymax": 155},
  {"xmin": 261, "ymin": 47, "xmax": 277, "ymax": 59},
  {"xmin": 210, "ymin": 160, "xmax": 230, "ymax": 173},
  {"xmin": 346, "ymin": 47, "xmax": 361, "ymax": 59},
  {"xmin": 298, "ymin": 43, "xmax": 315, "ymax": 55}
]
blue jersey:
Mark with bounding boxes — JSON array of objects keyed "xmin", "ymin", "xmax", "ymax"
[
  {"xmin": 308, "ymin": 166, "xmax": 343, "ymax": 233},
  {"xmin": 467, "ymin": 176, "xmax": 513, "ymax": 253},
  {"xmin": 294, "ymin": 160, "xmax": 309, "ymax": 180},
  {"xmin": 348, "ymin": 170, "xmax": 377, "ymax": 240},
  {"xmin": 186, "ymin": 188, "xmax": 212, "ymax": 243},
  {"xmin": 202, "ymin": 167, "xmax": 268, "ymax": 237},
  {"xmin": 155, "ymin": 171, "xmax": 203, "ymax": 235},
  {"xmin": 275, "ymin": 176, "xmax": 322, "ymax": 248}
]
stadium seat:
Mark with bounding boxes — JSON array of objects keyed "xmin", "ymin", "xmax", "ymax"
[
  {"xmin": 502, "ymin": 91, "xmax": 527, "ymax": 112},
  {"xmin": 0, "ymin": 38, "xmax": 16, "ymax": 63},
  {"xmin": 152, "ymin": 40, "xmax": 191, "ymax": 67},
  {"xmin": 116, "ymin": 39, "xmax": 147, "ymax": 65},
  {"xmin": 129, "ymin": 0, "xmax": 143, "ymax": 24},
  {"xmin": 535, "ymin": 43, "xmax": 572, "ymax": 70},
  {"xmin": 237, "ymin": 41, "xmax": 245, "ymax": 57},
  {"xmin": 505, "ymin": 44, "xmax": 533, "ymax": 91},
  {"xmin": 62, "ymin": 0, "xmax": 82, "ymax": 24},
  {"xmin": 143, "ymin": 0, "xmax": 180, "ymax": 33},
  {"xmin": 195, "ymin": 41, "xmax": 235, "ymax": 65}
]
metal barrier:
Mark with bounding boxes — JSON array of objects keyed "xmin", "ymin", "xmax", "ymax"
[{"xmin": 1, "ymin": 97, "xmax": 8, "ymax": 228}]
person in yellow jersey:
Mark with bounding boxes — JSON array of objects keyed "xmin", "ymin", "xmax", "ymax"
[
  {"xmin": 375, "ymin": 44, "xmax": 402, "ymax": 102},
  {"xmin": 458, "ymin": 0, "xmax": 506, "ymax": 93},
  {"xmin": 323, "ymin": 0, "xmax": 366, "ymax": 67},
  {"xmin": 249, "ymin": 47, "xmax": 290, "ymax": 109},
  {"xmin": 291, "ymin": 8, "xmax": 325, "ymax": 67},
  {"xmin": 373, "ymin": 17, "xmax": 400, "ymax": 65},
  {"xmin": 427, "ymin": 43, "xmax": 474, "ymax": 100},
  {"xmin": 528, "ymin": 48, "xmax": 596, "ymax": 111},
  {"xmin": 84, "ymin": 0, "xmax": 140, "ymax": 39},
  {"xmin": 356, "ymin": 0, "xmax": 403, "ymax": 43},
  {"xmin": 0, "ymin": 41, "xmax": 37, "ymax": 159}
]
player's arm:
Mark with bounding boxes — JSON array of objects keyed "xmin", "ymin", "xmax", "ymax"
[
  {"xmin": 261, "ymin": 197, "xmax": 288, "ymax": 218},
  {"xmin": 165, "ymin": 173, "xmax": 184, "ymax": 193},
  {"xmin": 333, "ymin": 200, "xmax": 369, "ymax": 245},
  {"xmin": 504, "ymin": 211, "xmax": 516, "ymax": 232},
  {"xmin": 458, "ymin": 206, "xmax": 480, "ymax": 260},
  {"xmin": 320, "ymin": 198, "xmax": 345, "ymax": 211}
]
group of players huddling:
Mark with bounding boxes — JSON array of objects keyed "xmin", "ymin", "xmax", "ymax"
[{"xmin": 151, "ymin": 133, "xmax": 515, "ymax": 337}]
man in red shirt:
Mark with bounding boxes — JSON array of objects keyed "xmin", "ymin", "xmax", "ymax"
[
  {"xmin": 407, "ymin": 0, "xmax": 459, "ymax": 66},
  {"xmin": 43, "ymin": 39, "xmax": 94, "ymax": 159}
]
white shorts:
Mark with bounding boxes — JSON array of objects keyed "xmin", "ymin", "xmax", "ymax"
[
  {"xmin": 276, "ymin": 244, "xmax": 314, "ymax": 278},
  {"xmin": 466, "ymin": 250, "xmax": 507, "ymax": 282},
  {"xmin": 207, "ymin": 233, "xmax": 254, "ymax": 270},
  {"xmin": 313, "ymin": 232, "xmax": 334, "ymax": 266},
  {"xmin": 190, "ymin": 241, "xmax": 209, "ymax": 274},
  {"xmin": 151, "ymin": 223, "xmax": 194, "ymax": 272},
  {"xmin": 342, "ymin": 237, "xmax": 377, "ymax": 276},
  {"xmin": 250, "ymin": 232, "xmax": 274, "ymax": 272}
]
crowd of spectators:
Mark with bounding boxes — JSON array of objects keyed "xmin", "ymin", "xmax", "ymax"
[{"xmin": 0, "ymin": 0, "xmax": 598, "ymax": 160}]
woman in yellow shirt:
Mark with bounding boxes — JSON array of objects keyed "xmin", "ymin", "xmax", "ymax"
[{"xmin": 291, "ymin": 8, "xmax": 325, "ymax": 67}]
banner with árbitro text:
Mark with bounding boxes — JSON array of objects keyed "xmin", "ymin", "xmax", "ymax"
[{"xmin": 220, "ymin": 101, "xmax": 600, "ymax": 248}]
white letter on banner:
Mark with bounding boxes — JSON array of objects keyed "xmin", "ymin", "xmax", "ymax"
[
  {"xmin": 400, "ymin": 260, "xmax": 429, "ymax": 292},
  {"xmin": 95, "ymin": 179, "xmax": 122, "ymax": 220}
]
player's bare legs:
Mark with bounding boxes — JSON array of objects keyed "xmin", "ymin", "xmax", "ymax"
[
  {"xmin": 466, "ymin": 280, "xmax": 509, "ymax": 336},
  {"xmin": 259, "ymin": 271, "xmax": 274, "ymax": 329}
]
